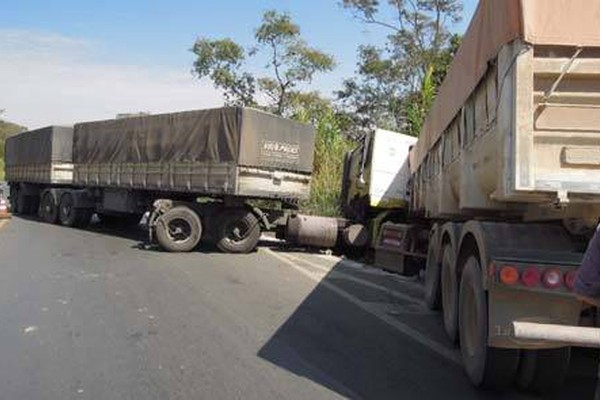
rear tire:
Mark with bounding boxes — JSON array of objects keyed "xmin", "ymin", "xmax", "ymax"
[
  {"xmin": 442, "ymin": 243, "xmax": 459, "ymax": 343},
  {"xmin": 459, "ymin": 256, "xmax": 520, "ymax": 389},
  {"xmin": 216, "ymin": 209, "xmax": 261, "ymax": 254},
  {"xmin": 59, "ymin": 193, "xmax": 91, "ymax": 227},
  {"xmin": 517, "ymin": 348, "xmax": 571, "ymax": 394},
  {"xmin": 424, "ymin": 235, "xmax": 441, "ymax": 310},
  {"xmin": 40, "ymin": 192, "xmax": 59, "ymax": 224},
  {"xmin": 59, "ymin": 193, "xmax": 78, "ymax": 227},
  {"xmin": 155, "ymin": 206, "xmax": 202, "ymax": 253}
]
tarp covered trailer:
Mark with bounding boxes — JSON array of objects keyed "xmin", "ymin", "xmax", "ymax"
[
  {"xmin": 5, "ymin": 107, "xmax": 316, "ymax": 253},
  {"xmin": 73, "ymin": 107, "xmax": 314, "ymax": 200}
]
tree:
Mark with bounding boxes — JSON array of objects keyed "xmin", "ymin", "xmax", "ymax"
[
  {"xmin": 339, "ymin": 0, "xmax": 463, "ymax": 136},
  {"xmin": 191, "ymin": 10, "xmax": 335, "ymax": 117}
]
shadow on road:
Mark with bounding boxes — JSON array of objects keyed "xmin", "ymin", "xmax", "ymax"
[{"xmin": 257, "ymin": 248, "xmax": 598, "ymax": 400}]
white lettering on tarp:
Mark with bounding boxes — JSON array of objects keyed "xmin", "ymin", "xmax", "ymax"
[
  {"xmin": 260, "ymin": 139, "xmax": 300, "ymax": 166},
  {"xmin": 262, "ymin": 140, "xmax": 300, "ymax": 155}
]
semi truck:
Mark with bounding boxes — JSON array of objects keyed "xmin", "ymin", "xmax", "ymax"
[
  {"xmin": 5, "ymin": 107, "xmax": 315, "ymax": 253},
  {"xmin": 302, "ymin": 0, "xmax": 600, "ymax": 393},
  {"xmin": 410, "ymin": 0, "xmax": 600, "ymax": 391}
]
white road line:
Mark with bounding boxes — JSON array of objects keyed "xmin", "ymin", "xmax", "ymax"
[
  {"xmin": 0, "ymin": 220, "xmax": 8, "ymax": 231},
  {"xmin": 316, "ymin": 254, "xmax": 421, "ymax": 283},
  {"xmin": 264, "ymin": 248, "xmax": 462, "ymax": 366},
  {"xmin": 283, "ymin": 253, "xmax": 425, "ymax": 306}
]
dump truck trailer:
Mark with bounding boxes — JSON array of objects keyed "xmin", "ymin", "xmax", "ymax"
[
  {"xmin": 5, "ymin": 107, "xmax": 315, "ymax": 253},
  {"xmin": 291, "ymin": 0, "xmax": 600, "ymax": 393},
  {"xmin": 390, "ymin": 0, "xmax": 600, "ymax": 392}
]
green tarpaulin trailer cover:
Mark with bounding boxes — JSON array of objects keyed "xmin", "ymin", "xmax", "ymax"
[
  {"xmin": 72, "ymin": 107, "xmax": 315, "ymax": 199},
  {"xmin": 74, "ymin": 107, "xmax": 314, "ymax": 172},
  {"xmin": 5, "ymin": 126, "xmax": 74, "ymax": 184},
  {"xmin": 5, "ymin": 126, "xmax": 73, "ymax": 166}
]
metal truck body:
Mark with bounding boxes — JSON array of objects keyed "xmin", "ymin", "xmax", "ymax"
[
  {"xmin": 337, "ymin": 0, "xmax": 600, "ymax": 392},
  {"xmin": 5, "ymin": 107, "xmax": 315, "ymax": 254}
]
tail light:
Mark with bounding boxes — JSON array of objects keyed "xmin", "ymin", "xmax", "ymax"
[
  {"xmin": 564, "ymin": 270, "xmax": 578, "ymax": 291},
  {"xmin": 500, "ymin": 265, "xmax": 519, "ymax": 285},
  {"xmin": 521, "ymin": 267, "xmax": 541, "ymax": 288},
  {"xmin": 496, "ymin": 262, "xmax": 578, "ymax": 291},
  {"xmin": 542, "ymin": 268, "xmax": 562, "ymax": 289}
]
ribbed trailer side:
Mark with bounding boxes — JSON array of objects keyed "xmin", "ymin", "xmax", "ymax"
[{"xmin": 73, "ymin": 107, "xmax": 314, "ymax": 201}]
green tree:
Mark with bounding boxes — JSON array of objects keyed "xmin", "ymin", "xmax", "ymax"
[
  {"xmin": 0, "ymin": 111, "xmax": 27, "ymax": 181},
  {"xmin": 192, "ymin": 10, "xmax": 335, "ymax": 117},
  {"xmin": 339, "ymin": 0, "xmax": 463, "ymax": 136}
]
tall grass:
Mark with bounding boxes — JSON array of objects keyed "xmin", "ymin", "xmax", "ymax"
[{"xmin": 294, "ymin": 107, "xmax": 355, "ymax": 217}]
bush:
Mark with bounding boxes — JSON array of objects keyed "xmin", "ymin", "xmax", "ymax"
[{"xmin": 293, "ymin": 102, "xmax": 355, "ymax": 217}]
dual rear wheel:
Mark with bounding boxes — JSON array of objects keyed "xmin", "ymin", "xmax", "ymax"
[
  {"xmin": 458, "ymin": 255, "xmax": 570, "ymax": 392},
  {"xmin": 155, "ymin": 206, "xmax": 261, "ymax": 254},
  {"xmin": 427, "ymin": 229, "xmax": 571, "ymax": 392}
]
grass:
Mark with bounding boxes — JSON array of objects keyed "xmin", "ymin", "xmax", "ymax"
[{"xmin": 299, "ymin": 110, "xmax": 355, "ymax": 217}]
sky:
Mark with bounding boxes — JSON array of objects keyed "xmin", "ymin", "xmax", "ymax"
[{"xmin": 0, "ymin": 0, "xmax": 478, "ymax": 129}]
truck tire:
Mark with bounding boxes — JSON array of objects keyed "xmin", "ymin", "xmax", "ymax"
[
  {"xmin": 441, "ymin": 243, "xmax": 459, "ymax": 343},
  {"xmin": 40, "ymin": 192, "xmax": 59, "ymax": 224},
  {"xmin": 155, "ymin": 206, "xmax": 202, "ymax": 253},
  {"xmin": 424, "ymin": 235, "xmax": 442, "ymax": 310},
  {"xmin": 59, "ymin": 193, "xmax": 91, "ymax": 227},
  {"xmin": 516, "ymin": 348, "xmax": 571, "ymax": 394},
  {"xmin": 459, "ymin": 256, "xmax": 520, "ymax": 389},
  {"xmin": 216, "ymin": 209, "xmax": 261, "ymax": 254}
]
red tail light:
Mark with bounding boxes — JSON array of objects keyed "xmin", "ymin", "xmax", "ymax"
[
  {"xmin": 521, "ymin": 267, "xmax": 541, "ymax": 288},
  {"xmin": 564, "ymin": 270, "xmax": 578, "ymax": 291},
  {"xmin": 542, "ymin": 268, "xmax": 562, "ymax": 289},
  {"xmin": 500, "ymin": 266, "xmax": 520, "ymax": 285}
]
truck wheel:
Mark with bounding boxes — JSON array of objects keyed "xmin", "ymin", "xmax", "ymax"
[
  {"xmin": 459, "ymin": 256, "xmax": 520, "ymax": 389},
  {"xmin": 40, "ymin": 192, "xmax": 59, "ymax": 224},
  {"xmin": 59, "ymin": 193, "xmax": 91, "ymax": 227},
  {"xmin": 216, "ymin": 210, "xmax": 261, "ymax": 254},
  {"xmin": 59, "ymin": 193, "xmax": 78, "ymax": 226},
  {"xmin": 155, "ymin": 206, "xmax": 202, "ymax": 252},
  {"xmin": 441, "ymin": 243, "xmax": 459, "ymax": 343},
  {"xmin": 424, "ymin": 237, "xmax": 442, "ymax": 310},
  {"xmin": 517, "ymin": 348, "xmax": 571, "ymax": 394}
]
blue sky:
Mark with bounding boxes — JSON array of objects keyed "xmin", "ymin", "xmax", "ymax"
[{"xmin": 0, "ymin": 0, "xmax": 478, "ymax": 128}]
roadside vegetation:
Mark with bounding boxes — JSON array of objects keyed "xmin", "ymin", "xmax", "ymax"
[{"xmin": 0, "ymin": 110, "xmax": 26, "ymax": 181}]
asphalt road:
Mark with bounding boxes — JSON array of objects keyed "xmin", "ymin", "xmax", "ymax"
[{"xmin": 0, "ymin": 217, "xmax": 596, "ymax": 399}]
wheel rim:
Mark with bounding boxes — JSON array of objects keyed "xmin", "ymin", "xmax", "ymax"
[
  {"xmin": 166, "ymin": 218, "xmax": 193, "ymax": 243},
  {"xmin": 223, "ymin": 218, "xmax": 252, "ymax": 244}
]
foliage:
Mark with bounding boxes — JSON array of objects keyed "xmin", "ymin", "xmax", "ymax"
[
  {"xmin": 191, "ymin": 10, "xmax": 335, "ymax": 117},
  {"xmin": 339, "ymin": 0, "xmax": 463, "ymax": 136},
  {"xmin": 294, "ymin": 101, "xmax": 356, "ymax": 217},
  {"xmin": 0, "ymin": 113, "xmax": 27, "ymax": 181}
]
